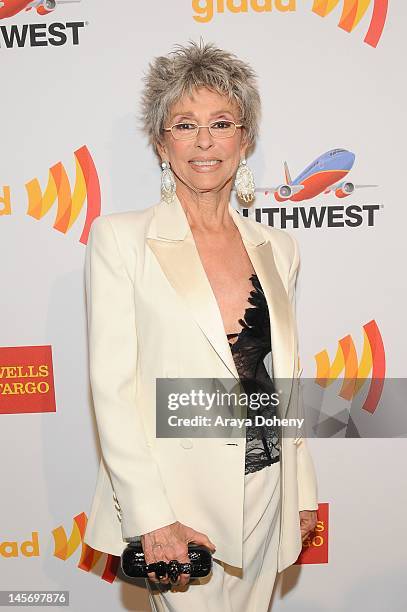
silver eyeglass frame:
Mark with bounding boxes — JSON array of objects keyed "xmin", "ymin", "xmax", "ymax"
[{"xmin": 163, "ymin": 120, "xmax": 244, "ymax": 140}]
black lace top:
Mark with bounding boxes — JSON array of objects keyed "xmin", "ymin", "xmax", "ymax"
[{"xmin": 226, "ymin": 273, "xmax": 280, "ymax": 475}]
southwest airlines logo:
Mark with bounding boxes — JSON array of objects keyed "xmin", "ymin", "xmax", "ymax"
[
  {"xmin": 256, "ymin": 148, "xmax": 377, "ymax": 203},
  {"xmin": 0, "ymin": 0, "xmax": 80, "ymax": 19},
  {"xmin": 0, "ymin": 0, "xmax": 84, "ymax": 48},
  {"xmin": 0, "ymin": 145, "xmax": 100, "ymax": 244},
  {"xmin": 315, "ymin": 319, "xmax": 385, "ymax": 419},
  {"xmin": 192, "ymin": 0, "xmax": 388, "ymax": 47},
  {"xmin": 241, "ymin": 148, "xmax": 381, "ymax": 230}
]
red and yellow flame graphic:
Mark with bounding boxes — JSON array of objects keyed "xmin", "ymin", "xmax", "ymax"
[
  {"xmin": 315, "ymin": 319, "xmax": 385, "ymax": 413},
  {"xmin": 312, "ymin": 0, "xmax": 388, "ymax": 47},
  {"xmin": 25, "ymin": 145, "xmax": 100, "ymax": 245},
  {"xmin": 52, "ymin": 512, "xmax": 119, "ymax": 582}
]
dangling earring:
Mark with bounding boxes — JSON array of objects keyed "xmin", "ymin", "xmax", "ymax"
[
  {"xmin": 160, "ymin": 161, "xmax": 176, "ymax": 204},
  {"xmin": 234, "ymin": 158, "xmax": 255, "ymax": 203}
]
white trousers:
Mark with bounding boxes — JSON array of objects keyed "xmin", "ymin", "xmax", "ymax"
[{"xmin": 146, "ymin": 461, "xmax": 281, "ymax": 612}]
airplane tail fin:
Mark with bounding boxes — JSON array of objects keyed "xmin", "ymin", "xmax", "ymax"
[{"xmin": 284, "ymin": 161, "xmax": 292, "ymax": 185}]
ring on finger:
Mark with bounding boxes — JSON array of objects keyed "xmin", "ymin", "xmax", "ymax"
[
  {"xmin": 154, "ymin": 561, "xmax": 168, "ymax": 581},
  {"xmin": 167, "ymin": 560, "xmax": 181, "ymax": 584}
]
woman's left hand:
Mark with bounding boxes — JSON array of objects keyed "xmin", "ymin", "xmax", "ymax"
[{"xmin": 299, "ymin": 510, "xmax": 317, "ymax": 541}]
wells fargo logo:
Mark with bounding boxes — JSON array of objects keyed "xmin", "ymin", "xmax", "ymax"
[
  {"xmin": 0, "ymin": 345, "xmax": 56, "ymax": 415},
  {"xmin": 315, "ymin": 319, "xmax": 385, "ymax": 414},
  {"xmin": 0, "ymin": 145, "xmax": 100, "ymax": 245},
  {"xmin": 192, "ymin": 0, "xmax": 388, "ymax": 48},
  {"xmin": 295, "ymin": 502, "xmax": 329, "ymax": 564}
]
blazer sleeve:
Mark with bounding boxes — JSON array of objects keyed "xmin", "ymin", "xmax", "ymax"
[
  {"xmin": 287, "ymin": 233, "xmax": 319, "ymax": 512},
  {"xmin": 85, "ymin": 215, "xmax": 177, "ymax": 538}
]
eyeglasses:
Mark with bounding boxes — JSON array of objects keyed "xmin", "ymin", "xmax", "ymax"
[{"xmin": 163, "ymin": 120, "xmax": 244, "ymax": 141}]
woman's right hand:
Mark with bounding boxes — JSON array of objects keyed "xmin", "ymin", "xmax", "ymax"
[{"xmin": 141, "ymin": 521, "xmax": 216, "ymax": 587}]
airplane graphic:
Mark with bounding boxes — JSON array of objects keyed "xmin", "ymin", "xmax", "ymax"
[
  {"xmin": 256, "ymin": 149, "xmax": 377, "ymax": 202},
  {"xmin": 0, "ymin": 0, "xmax": 80, "ymax": 19}
]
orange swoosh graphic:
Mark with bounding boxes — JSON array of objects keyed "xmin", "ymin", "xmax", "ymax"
[
  {"xmin": 25, "ymin": 145, "xmax": 101, "ymax": 244},
  {"xmin": 315, "ymin": 319, "xmax": 385, "ymax": 413},
  {"xmin": 52, "ymin": 512, "xmax": 87, "ymax": 560},
  {"xmin": 364, "ymin": 0, "xmax": 388, "ymax": 48},
  {"xmin": 53, "ymin": 512, "xmax": 119, "ymax": 582},
  {"xmin": 312, "ymin": 0, "xmax": 388, "ymax": 47},
  {"xmin": 78, "ymin": 546, "xmax": 119, "ymax": 583}
]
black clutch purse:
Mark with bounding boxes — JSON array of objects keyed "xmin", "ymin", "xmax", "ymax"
[{"xmin": 120, "ymin": 540, "xmax": 213, "ymax": 582}]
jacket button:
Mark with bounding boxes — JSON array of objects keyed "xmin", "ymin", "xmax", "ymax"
[{"xmin": 180, "ymin": 439, "xmax": 193, "ymax": 449}]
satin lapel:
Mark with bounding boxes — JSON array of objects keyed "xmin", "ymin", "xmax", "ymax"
[
  {"xmin": 146, "ymin": 196, "xmax": 295, "ymax": 399},
  {"xmin": 230, "ymin": 208, "xmax": 295, "ymax": 382},
  {"xmin": 146, "ymin": 233, "xmax": 240, "ymax": 379},
  {"xmin": 243, "ymin": 241, "xmax": 295, "ymax": 416},
  {"xmin": 230, "ymin": 207, "xmax": 295, "ymax": 415}
]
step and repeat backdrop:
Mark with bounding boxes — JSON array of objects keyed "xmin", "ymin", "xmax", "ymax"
[{"xmin": 1, "ymin": 1, "xmax": 406, "ymax": 611}]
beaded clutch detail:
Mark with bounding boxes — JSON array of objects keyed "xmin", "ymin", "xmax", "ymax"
[{"xmin": 121, "ymin": 541, "xmax": 213, "ymax": 581}]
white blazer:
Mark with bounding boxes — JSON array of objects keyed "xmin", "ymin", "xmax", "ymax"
[{"xmin": 83, "ymin": 194, "xmax": 318, "ymax": 572}]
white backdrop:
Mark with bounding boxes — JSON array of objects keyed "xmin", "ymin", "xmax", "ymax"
[{"xmin": 1, "ymin": 1, "xmax": 406, "ymax": 610}]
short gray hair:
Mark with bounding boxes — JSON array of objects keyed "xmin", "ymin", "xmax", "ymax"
[{"xmin": 140, "ymin": 40, "xmax": 261, "ymax": 156}]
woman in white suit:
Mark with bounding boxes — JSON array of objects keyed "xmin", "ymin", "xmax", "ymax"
[{"xmin": 84, "ymin": 41, "xmax": 318, "ymax": 611}]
